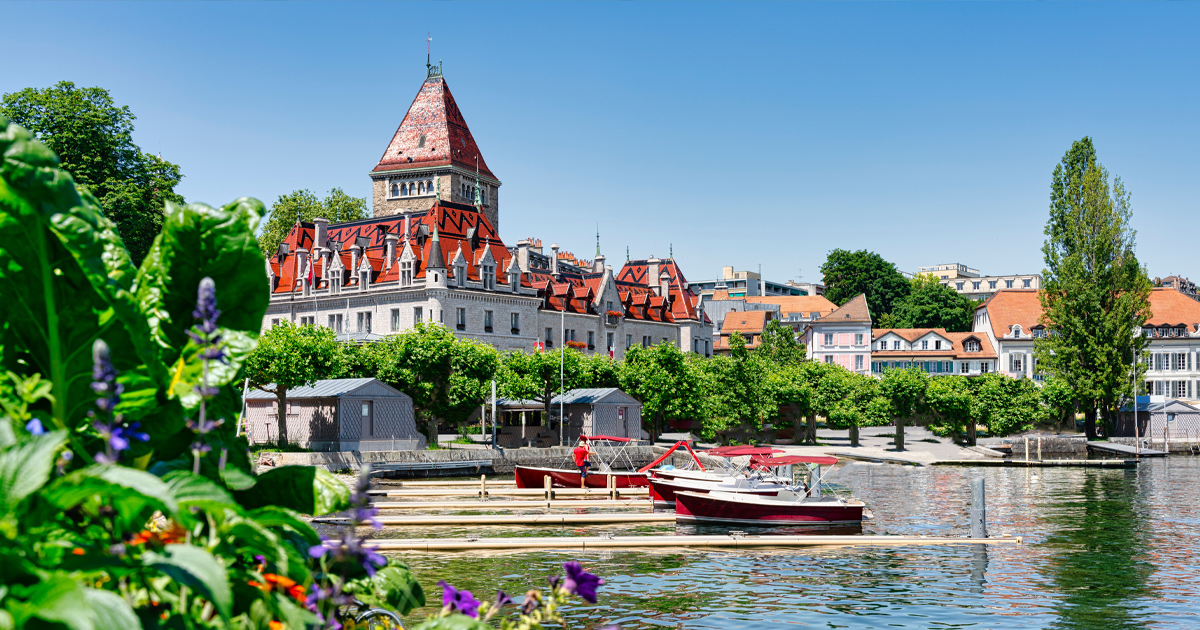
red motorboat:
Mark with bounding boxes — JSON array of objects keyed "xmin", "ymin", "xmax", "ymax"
[
  {"xmin": 648, "ymin": 476, "xmax": 781, "ymax": 507},
  {"xmin": 673, "ymin": 455, "xmax": 866, "ymax": 526},
  {"xmin": 648, "ymin": 446, "xmax": 792, "ymax": 507},
  {"xmin": 513, "ymin": 436, "xmax": 706, "ymax": 489}
]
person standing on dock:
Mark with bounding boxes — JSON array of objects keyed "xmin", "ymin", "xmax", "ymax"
[{"xmin": 573, "ymin": 439, "xmax": 595, "ymax": 489}]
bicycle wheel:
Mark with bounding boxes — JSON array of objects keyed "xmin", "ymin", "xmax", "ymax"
[{"xmin": 355, "ymin": 607, "xmax": 404, "ymax": 630}]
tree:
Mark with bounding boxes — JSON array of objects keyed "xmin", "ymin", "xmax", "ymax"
[
  {"xmin": 697, "ymin": 334, "xmax": 774, "ymax": 443},
  {"xmin": 1040, "ymin": 376, "xmax": 1076, "ymax": 431},
  {"xmin": 889, "ymin": 274, "xmax": 978, "ymax": 332},
  {"xmin": 618, "ymin": 342, "xmax": 706, "ymax": 443},
  {"xmin": 819, "ymin": 249, "xmax": 910, "ymax": 325},
  {"xmin": 365, "ymin": 323, "xmax": 498, "ymax": 445},
  {"xmin": 1034, "ymin": 137, "xmax": 1152, "ymax": 439},
  {"xmin": 879, "ymin": 366, "xmax": 928, "ymax": 450},
  {"xmin": 970, "ymin": 373, "xmax": 1040, "ymax": 439},
  {"xmin": 2, "ymin": 81, "xmax": 185, "ymax": 265},
  {"xmin": 244, "ymin": 323, "xmax": 345, "ymax": 445},
  {"xmin": 496, "ymin": 347, "xmax": 588, "ymax": 442},
  {"xmin": 256, "ymin": 188, "xmax": 369, "ymax": 257},
  {"xmin": 814, "ymin": 367, "xmax": 888, "ymax": 447},
  {"xmin": 925, "ymin": 375, "xmax": 975, "ymax": 444},
  {"xmin": 756, "ymin": 319, "xmax": 806, "ymax": 365},
  {"xmin": 766, "ymin": 361, "xmax": 815, "ymax": 444},
  {"xmin": 579, "ymin": 352, "xmax": 622, "ymax": 389}
]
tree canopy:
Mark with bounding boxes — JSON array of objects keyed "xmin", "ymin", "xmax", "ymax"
[
  {"xmin": 620, "ymin": 342, "xmax": 708, "ymax": 442},
  {"xmin": 888, "ymin": 274, "xmax": 978, "ymax": 332},
  {"xmin": 819, "ymin": 249, "xmax": 910, "ymax": 325},
  {"xmin": 244, "ymin": 322, "xmax": 346, "ymax": 444},
  {"xmin": 256, "ymin": 188, "xmax": 369, "ymax": 257},
  {"xmin": 1034, "ymin": 137, "xmax": 1151, "ymax": 438},
  {"xmin": 1, "ymin": 81, "xmax": 184, "ymax": 265},
  {"xmin": 755, "ymin": 319, "xmax": 806, "ymax": 365}
]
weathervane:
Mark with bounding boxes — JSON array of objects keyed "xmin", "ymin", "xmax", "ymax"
[{"xmin": 595, "ymin": 225, "xmax": 600, "ymax": 257}]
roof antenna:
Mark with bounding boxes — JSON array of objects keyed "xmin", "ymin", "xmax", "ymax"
[
  {"xmin": 626, "ymin": 246, "xmax": 630, "ymax": 262},
  {"xmin": 596, "ymin": 224, "xmax": 600, "ymax": 257},
  {"xmin": 426, "ymin": 33, "xmax": 432, "ymax": 74}
]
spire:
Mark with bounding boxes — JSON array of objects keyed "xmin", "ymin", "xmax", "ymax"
[
  {"xmin": 626, "ymin": 246, "xmax": 630, "ymax": 262},
  {"xmin": 372, "ymin": 72, "xmax": 495, "ymax": 179},
  {"xmin": 474, "ymin": 155, "xmax": 482, "ymax": 208},
  {"xmin": 595, "ymin": 225, "xmax": 600, "ymax": 258},
  {"xmin": 426, "ymin": 208, "xmax": 446, "ymax": 270},
  {"xmin": 670, "ymin": 243, "xmax": 673, "ymax": 259}
]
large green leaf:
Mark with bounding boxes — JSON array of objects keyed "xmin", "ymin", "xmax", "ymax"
[
  {"xmin": 236, "ymin": 466, "xmax": 350, "ymax": 516},
  {"xmin": 163, "ymin": 470, "xmax": 238, "ymax": 518},
  {"xmin": 133, "ymin": 199, "xmax": 268, "ymax": 361},
  {"xmin": 45, "ymin": 464, "xmax": 178, "ymax": 517},
  {"xmin": 247, "ymin": 506, "xmax": 321, "ymax": 547},
  {"xmin": 345, "ymin": 564, "xmax": 426, "ymax": 615},
  {"xmin": 83, "ymin": 588, "xmax": 140, "ymax": 630},
  {"xmin": 16, "ymin": 577, "xmax": 92, "ymax": 630},
  {"xmin": 0, "ymin": 429, "xmax": 65, "ymax": 511},
  {"xmin": 143, "ymin": 544, "xmax": 232, "ymax": 621},
  {"xmin": 0, "ymin": 120, "xmax": 163, "ymax": 437}
]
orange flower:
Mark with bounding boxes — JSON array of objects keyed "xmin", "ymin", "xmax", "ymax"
[
  {"xmin": 269, "ymin": 621, "xmax": 284, "ymax": 630},
  {"xmin": 252, "ymin": 574, "xmax": 307, "ymax": 603},
  {"xmin": 72, "ymin": 548, "xmax": 85, "ymax": 555},
  {"xmin": 129, "ymin": 522, "xmax": 187, "ymax": 547}
]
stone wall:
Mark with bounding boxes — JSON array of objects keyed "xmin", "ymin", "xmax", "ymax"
[{"xmin": 981, "ymin": 435, "xmax": 1088, "ymax": 456}]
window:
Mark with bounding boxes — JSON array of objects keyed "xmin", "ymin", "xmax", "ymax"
[
  {"xmin": 854, "ymin": 333, "xmax": 863, "ymax": 345},
  {"xmin": 1033, "ymin": 327, "xmax": 1046, "ymax": 339},
  {"xmin": 418, "ymin": 134, "xmax": 426, "ymax": 148},
  {"xmin": 981, "ymin": 361, "xmax": 991, "ymax": 373},
  {"xmin": 642, "ymin": 336, "xmax": 651, "ymax": 348},
  {"xmin": 327, "ymin": 314, "xmax": 343, "ymax": 334},
  {"xmin": 1176, "ymin": 381, "xmax": 1188, "ymax": 398},
  {"xmin": 357, "ymin": 312, "xmax": 371, "ymax": 333},
  {"xmin": 456, "ymin": 264, "xmax": 466, "ymax": 288},
  {"xmin": 825, "ymin": 355, "xmax": 835, "ymax": 364},
  {"xmin": 299, "ymin": 316, "xmax": 314, "ymax": 326},
  {"xmin": 271, "ymin": 318, "xmax": 280, "ymax": 327},
  {"xmin": 414, "ymin": 306, "xmax": 423, "ymax": 324},
  {"xmin": 1023, "ymin": 278, "xmax": 1032, "ymax": 288},
  {"xmin": 1005, "ymin": 279, "xmax": 1014, "ymax": 288},
  {"xmin": 893, "ymin": 340, "xmax": 900, "ymax": 350},
  {"xmin": 482, "ymin": 264, "xmax": 495, "ymax": 290},
  {"xmin": 510, "ymin": 312, "xmax": 520, "ymax": 334},
  {"xmin": 964, "ymin": 339, "xmax": 981, "ymax": 353},
  {"xmin": 934, "ymin": 340, "xmax": 942, "ymax": 350},
  {"xmin": 824, "ymin": 333, "xmax": 834, "ymax": 346},
  {"xmin": 390, "ymin": 309, "xmax": 400, "ymax": 332},
  {"xmin": 484, "ymin": 310, "xmax": 493, "ymax": 333},
  {"xmin": 400, "ymin": 260, "xmax": 413, "ymax": 287},
  {"xmin": 956, "ymin": 282, "xmax": 964, "ymax": 290},
  {"xmin": 973, "ymin": 281, "xmax": 981, "ymax": 290},
  {"xmin": 855, "ymin": 355, "xmax": 863, "ymax": 371},
  {"xmin": 879, "ymin": 341, "xmax": 887, "ymax": 350},
  {"xmin": 588, "ymin": 331, "xmax": 595, "ymax": 350},
  {"xmin": 390, "ymin": 183, "xmax": 399, "ymax": 197},
  {"xmin": 607, "ymin": 333, "xmax": 614, "ymax": 352},
  {"xmin": 1175, "ymin": 353, "xmax": 1187, "ymax": 371},
  {"xmin": 960, "ymin": 362, "xmax": 969, "ymax": 374},
  {"xmin": 456, "ymin": 308, "xmax": 466, "ymax": 331},
  {"xmin": 1010, "ymin": 353, "xmax": 1024, "ymax": 374},
  {"xmin": 547, "ymin": 328, "xmax": 554, "ymax": 344},
  {"xmin": 921, "ymin": 340, "xmax": 928, "ymax": 350},
  {"xmin": 362, "ymin": 401, "xmax": 373, "ymax": 437},
  {"xmin": 988, "ymin": 280, "xmax": 997, "ymax": 289}
]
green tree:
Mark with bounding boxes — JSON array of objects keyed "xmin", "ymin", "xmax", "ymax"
[
  {"xmin": 889, "ymin": 274, "xmax": 978, "ymax": 332},
  {"xmin": 879, "ymin": 366, "xmax": 928, "ymax": 450},
  {"xmin": 766, "ymin": 361, "xmax": 815, "ymax": 444},
  {"xmin": 256, "ymin": 188, "xmax": 369, "ymax": 257},
  {"xmin": 1040, "ymin": 376, "xmax": 1076, "ymax": 430},
  {"xmin": 364, "ymin": 323, "xmax": 498, "ymax": 445},
  {"xmin": 618, "ymin": 342, "xmax": 706, "ymax": 443},
  {"xmin": 819, "ymin": 249, "xmax": 910, "ymax": 325},
  {"xmin": 244, "ymin": 322, "xmax": 345, "ymax": 445},
  {"xmin": 814, "ymin": 366, "xmax": 888, "ymax": 447},
  {"xmin": 756, "ymin": 318, "xmax": 807, "ymax": 365},
  {"xmin": 2, "ymin": 81, "xmax": 185, "ymax": 265},
  {"xmin": 496, "ymin": 347, "xmax": 589, "ymax": 442},
  {"xmin": 971, "ymin": 372, "xmax": 1041, "ymax": 439},
  {"xmin": 698, "ymin": 334, "xmax": 775, "ymax": 443},
  {"xmin": 1034, "ymin": 137, "xmax": 1152, "ymax": 438},
  {"xmin": 580, "ymin": 352, "xmax": 622, "ymax": 389},
  {"xmin": 925, "ymin": 375, "xmax": 975, "ymax": 444}
]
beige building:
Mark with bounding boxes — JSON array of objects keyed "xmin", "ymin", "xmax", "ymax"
[{"xmin": 918, "ymin": 262, "xmax": 1040, "ymax": 301}]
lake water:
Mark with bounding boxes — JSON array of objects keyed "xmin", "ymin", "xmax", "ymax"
[{"xmin": 378, "ymin": 457, "xmax": 1200, "ymax": 629}]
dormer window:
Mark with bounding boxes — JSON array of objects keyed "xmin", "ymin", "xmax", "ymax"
[
  {"xmin": 1012, "ymin": 325, "xmax": 1023, "ymax": 338},
  {"xmin": 482, "ymin": 264, "xmax": 495, "ymax": 290},
  {"xmin": 360, "ymin": 270, "xmax": 369, "ymax": 289},
  {"xmin": 418, "ymin": 134, "xmax": 426, "ymax": 148},
  {"xmin": 964, "ymin": 339, "xmax": 981, "ymax": 353},
  {"xmin": 331, "ymin": 274, "xmax": 341, "ymax": 295},
  {"xmin": 400, "ymin": 260, "xmax": 413, "ymax": 287},
  {"xmin": 456, "ymin": 263, "xmax": 466, "ymax": 287}
]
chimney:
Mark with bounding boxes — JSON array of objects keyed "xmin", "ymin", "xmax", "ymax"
[
  {"xmin": 647, "ymin": 257, "xmax": 661, "ymax": 289},
  {"xmin": 350, "ymin": 244, "xmax": 361, "ymax": 281},
  {"xmin": 385, "ymin": 233, "xmax": 398, "ymax": 268},
  {"xmin": 295, "ymin": 248, "xmax": 309, "ymax": 290},
  {"xmin": 660, "ymin": 271, "xmax": 671, "ymax": 298},
  {"xmin": 313, "ymin": 218, "xmax": 329, "ymax": 249},
  {"xmin": 594, "ymin": 254, "xmax": 605, "ymax": 273},
  {"xmin": 402, "ymin": 214, "xmax": 410, "ymax": 241},
  {"xmin": 516, "ymin": 239, "xmax": 531, "ymax": 272},
  {"xmin": 550, "ymin": 243, "xmax": 560, "ymax": 276}
]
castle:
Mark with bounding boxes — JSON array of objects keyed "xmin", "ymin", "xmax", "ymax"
[{"xmin": 262, "ymin": 63, "xmax": 712, "ymax": 359}]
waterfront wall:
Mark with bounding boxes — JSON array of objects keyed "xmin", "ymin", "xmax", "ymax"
[
  {"xmin": 981, "ymin": 436, "xmax": 1088, "ymax": 456},
  {"xmin": 1110, "ymin": 436, "xmax": 1200, "ymax": 454},
  {"xmin": 256, "ymin": 445, "xmax": 712, "ymax": 476}
]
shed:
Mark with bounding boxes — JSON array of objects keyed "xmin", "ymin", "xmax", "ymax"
[
  {"xmin": 1116, "ymin": 397, "xmax": 1200, "ymax": 440},
  {"xmin": 245, "ymin": 378, "xmax": 423, "ymax": 451},
  {"xmin": 550, "ymin": 388, "xmax": 645, "ymax": 443}
]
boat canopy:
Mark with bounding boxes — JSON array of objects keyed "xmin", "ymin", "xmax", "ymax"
[
  {"xmin": 580, "ymin": 435, "xmax": 634, "ymax": 443},
  {"xmin": 705, "ymin": 445, "xmax": 785, "ymax": 457},
  {"xmin": 752, "ymin": 455, "xmax": 838, "ymax": 467}
]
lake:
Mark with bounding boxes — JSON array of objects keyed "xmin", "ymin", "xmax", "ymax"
[{"xmin": 379, "ymin": 457, "xmax": 1200, "ymax": 629}]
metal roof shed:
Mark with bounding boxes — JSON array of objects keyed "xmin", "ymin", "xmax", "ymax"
[
  {"xmin": 245, "ymin": 378, "xmax": 423, "ymax": 451},
  {"xmin": 549, "ymin": 388, "xmax": 645, "ymax": 443}
]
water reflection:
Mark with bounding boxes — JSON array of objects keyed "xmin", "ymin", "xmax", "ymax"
[{"xmin": 1041, "ymin": 471, "xmax": 1153, "ymax": 630}]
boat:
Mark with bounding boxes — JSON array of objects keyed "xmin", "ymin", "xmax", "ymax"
[
  {"xmin": 673, "ymin": 455, "xmax": 866, "ymax": 526},
  {"xmin": 648, "ymin": 446, "xmax": 793, "ymax": 507},
  {"xmin": 648, "ymin": 476, "xmax": 783, "ymax": 507},
  {"xmin": 513, "ymin": 436, "xmax": 706, "ymax": 489}
]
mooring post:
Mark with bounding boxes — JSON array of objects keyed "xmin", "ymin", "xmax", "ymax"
[
  {"xmin": 480, "ymin": 474, "xmax": 487, "ymax": 501},
  {"xmin": 1024, "ymin": 436, "xmax": 1030, "ymax": 462},
  {"xmin": 1037, "ymin": 437, "xmax": 1043, "ymax": 462},
  {"xmin": 544, "ymin": 475, "xmax": 553, "ymax": 501},
  {"xmin": 970, "ymin": 477, "xmax": 987, "ymax": 539}
]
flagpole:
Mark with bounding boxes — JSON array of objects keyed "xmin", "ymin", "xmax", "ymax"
[{"xmin": 560, "ymin": 305, "xmax": 565, "ymax": 446}]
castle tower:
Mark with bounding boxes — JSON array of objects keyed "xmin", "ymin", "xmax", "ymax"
[{"xmin": 370, "ymin": 63, "xmax": 501, "ymax": 230}]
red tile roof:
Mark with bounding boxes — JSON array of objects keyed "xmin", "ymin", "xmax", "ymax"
[
  {"xmin": 615, "ymin": 259, "xmax": 704, "ymax": 322},
  {"xmin": 977, "ymin": 290, "xmax": 1043, "ymax": 338},
  {"xmin": 1145, "ymin": 287, "xmax": 1200, "ymax": 328},
  {"xmin": 372, "ymin": 75, "xmax": 496, "ymax": 180},
  {"xmin": 815, "ymin": 294, "xmax": 872, "ymax": 324},
  {"xmin": 872, "ymin": 328, "xmax": 996, "ymax": 359},
  {"xmin": 721, "ymin": 311, "xmax": 769, "ymax": 335}
]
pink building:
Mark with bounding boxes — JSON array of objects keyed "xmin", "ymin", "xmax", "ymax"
[{"xmin": 803, "ymin": 294, "xmax": 873, "ymax": 375}]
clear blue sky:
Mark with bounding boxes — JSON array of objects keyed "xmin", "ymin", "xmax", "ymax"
[{"xmin": 5, "ymin": 2, "xmax": 1198, "ymax": 286}]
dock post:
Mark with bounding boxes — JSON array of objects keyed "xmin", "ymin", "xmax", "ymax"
[
  {"xmin": 1037, "ymin": 437, "xmax": 1042, "ymax": 462},
  {"xmin": 544, "ymin": 475, "xmax": 554, "ymax": 501},
  {"xmin": 1024, "ymin": 436, "xmax": 1030, "ymax": 462},
  {"xmin": 480, "ymin": 474, "xmax": 487, "ymax": 501},
  {"xmin": 970, "ymin": 477, "xmax": 987, "ymax": 539}
]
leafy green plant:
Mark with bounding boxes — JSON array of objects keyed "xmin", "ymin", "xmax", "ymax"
[{"xmin": 0, "ymin": 116, "xmax": 422, "ymax": 629}]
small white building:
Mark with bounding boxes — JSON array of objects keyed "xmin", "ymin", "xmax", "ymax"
[{"xmin": 245, "ymin": 378, "xmax": 423, "ymax": 452}]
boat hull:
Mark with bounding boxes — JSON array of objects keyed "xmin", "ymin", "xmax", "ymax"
[
  {"xmin": 674, "ymin": 491, "xmax": 864, "ymax": 525},
  {"xmin": 513, "ymin": 465, "xmax": 648, "ymax": 489},
  {"xmin": 649, "ymin": 478, "xmax": 782, "ymax": 507}
]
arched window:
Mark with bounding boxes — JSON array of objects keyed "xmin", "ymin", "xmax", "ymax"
[
  {"xmin": 1011, "ymin": 325, "xmax": 1022, "ymax": 338},
  {"xmin": 426, "ymin": 180, "xmax": 433, "ymax": 194},
  {"xmin": 418, "ymin": 182, "xmax": 425, "ymax": 195},
  {"xmin": 390, "ymin": 183, "xmax": 398, "ymax": 197},
  {"xmin": 401, "ymin": 183, "xmax": 408, "ymax": 196}
]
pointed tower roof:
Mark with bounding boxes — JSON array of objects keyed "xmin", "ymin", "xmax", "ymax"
[
  {"xmin": 816, "ymin": 294, "xmax": 872, "ymax": 324},
  {"xmin": 426, "ymin": 207, "xmax": 446, "ymax": 270},
  {"xmin": 372, "ymin": 73, "xmax": 496, "ymax": 179}
]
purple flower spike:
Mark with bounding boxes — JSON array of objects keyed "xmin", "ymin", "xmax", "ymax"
[
  {"xmin": 439, "ymin": 581, "xmax": 481, "ymax": 618},
  {"xmin": 308, "ymin": 542, "xmax": 331, "ymax": 559},
  {"xmin": 562, "ymin": 561, "xmax": 604, "ymax": 604},
  {"xmin": 25, "ymin": 418, "xmax": 45, "ymax": 435},
  {"xmin": 193, "ymin": 277, "xmax": 221, "ymax": 335}
]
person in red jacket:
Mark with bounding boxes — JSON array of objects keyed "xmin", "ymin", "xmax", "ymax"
[{"xmin": 572, "ymin": 439, "xmax": 595, "ymax": 489}]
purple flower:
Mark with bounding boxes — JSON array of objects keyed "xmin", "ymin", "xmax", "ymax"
[
  {"xmin": 90, "ymin": 340, "xmax": 122, "ymax": 412},
  {"xmin": 192, "ymin": 277, "xmax": 221, "ymax": 335},
  {"xmin": 25, "ymin": 418, "xmax": 45, "ymax": 435},
  {"xmin": 308, "ymin": 542, "xmax": 331, "ymax": 559},
  {"xmin": 439, "ymin": 581, "xmax": 481, "ymax": 618},
  {"xmin": 562, "ymin": 561, "xmax": 604, "ymax": 604},
  {"xmin": 494, "ymin": 590, "xmax": 512, "ymax": 609},
  {"xmin": 92, "ymin": 420, "xmax": 148, "ymax": 464}
]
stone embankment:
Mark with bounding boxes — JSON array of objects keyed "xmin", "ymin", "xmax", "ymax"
[{"xmin": 256, "ymin": 445, "xmax": 710, "ymax": 476}]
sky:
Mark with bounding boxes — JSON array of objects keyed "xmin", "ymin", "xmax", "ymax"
[{"xmin": 4, "ymin": 1, "xmax": 1198, "ymax": 286}]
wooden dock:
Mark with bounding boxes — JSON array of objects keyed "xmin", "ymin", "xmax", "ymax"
[
  {"xmin": 368, "ymin": 533, "xmax": 1022, "ymax": 552},
  {"xmin": 316, "ymin": 513, "xmax": 675, "ymax": 526},
  {"xmin": 933, "ymin": 459, "xmax": 1137, "ymax": 468},
  {"xmin": 372, "ymin": 499, "xmax": 651, "ymax": 510},
  {"xmin": 1085, "ymin": 442, "xmax": 1167, "ymax": 457},
  {"xmin": 372, "ymin": 487, "xmax": 648, "ymax": 498}
]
